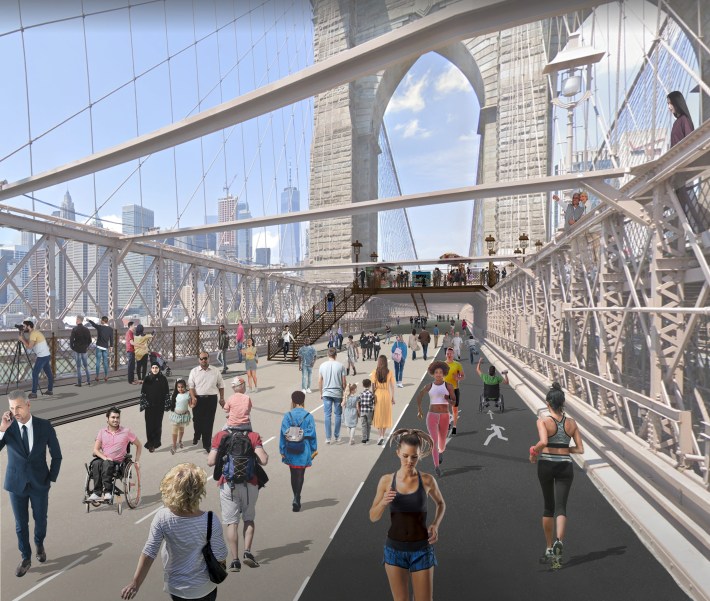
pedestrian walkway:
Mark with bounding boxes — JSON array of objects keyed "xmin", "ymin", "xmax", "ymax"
[
  {"xmin": 0, "ymin": 326, "xmax": 433, "ymax": 601},
  {"xmin": 299, "ymin": 349, "xmax": 705, "ymax": 601}
]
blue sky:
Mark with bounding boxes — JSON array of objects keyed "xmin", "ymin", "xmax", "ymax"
[{"xmin": 383, "ymin": 54, "xmax": 479, "ymax": 259}]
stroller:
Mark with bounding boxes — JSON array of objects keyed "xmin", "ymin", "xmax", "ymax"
[{"xmin": 149, "ymin": 351, "xmax": 172, "ymax": 377}]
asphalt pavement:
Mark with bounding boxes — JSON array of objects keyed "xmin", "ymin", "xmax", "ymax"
[{"xmin": 300, "ymin": 347, "xmax": 692, "ymax": 601}]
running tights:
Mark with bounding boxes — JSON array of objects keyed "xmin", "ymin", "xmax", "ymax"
[
  {"xmin": 426, "ymin": 412, "xmax": 450, "ymax": 467},
  {"xmin": 537, "ymin": 460, "xmax": 574, "ymax": 517},
  {"xmin": 289, "ymin": 467, "xmax": 305, "ymax": 497}
]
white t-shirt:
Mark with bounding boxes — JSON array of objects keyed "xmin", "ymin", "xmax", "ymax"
[
  {"xmin": 452, "ymin": 336, "xmax": 463, "ymax": 351},
  {"xmin": 29, "ymin": 330, "xmax": 50, "ymax": 358}
]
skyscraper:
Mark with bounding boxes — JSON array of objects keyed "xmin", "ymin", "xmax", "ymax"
[
  {"xmin": 255, "ymin": 247, "xmax": 271, "ymax": 266},
  {"xmin": 236, "ymin": 200, "xmax": 253, "ymax": 264},
  {"xmin": 119, "ymin": 204, "xmax": 155, "ymax": 314},
  {"xmin": 280, "ymin": 182, "xmax": 301, "ymax": 266},
  {"xmin": 217, "ymin": 196, "xmax": 237, "ymax": 249}
]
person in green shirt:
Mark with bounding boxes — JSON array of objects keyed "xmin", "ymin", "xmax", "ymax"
[{"xmin": 476, "ymin": 358, "xmax": 509, "ymax": 408}]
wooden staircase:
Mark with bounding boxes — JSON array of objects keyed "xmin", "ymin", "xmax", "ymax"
[{"xmin": 267, "ymin": 283, "xmax": 372, "ymax": 361}]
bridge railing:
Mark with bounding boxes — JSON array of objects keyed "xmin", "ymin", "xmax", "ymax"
[{"xmin": 482, "ymin": 124, "xmax": 710, "ymax": 488}]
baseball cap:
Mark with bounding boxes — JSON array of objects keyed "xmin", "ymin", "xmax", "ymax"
[{"xmin": 231, "ymin": 376, "xmax": 246, "ymax": 387}]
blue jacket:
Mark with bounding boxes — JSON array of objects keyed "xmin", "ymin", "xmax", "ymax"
[
  {"xmin": 0, "ymin": 416, "xmax": 62, "ymax": 494},
  {"xmin": 279, "ymin": 407, "xmax": 317, "ymax": 468},
  {"xmin": 391, "ymin": 340, "xmax": 408, "ymax": 361}
]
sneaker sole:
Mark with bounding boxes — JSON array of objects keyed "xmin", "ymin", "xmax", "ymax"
[
  {"xmin": 243, "ymin": 558, "xmax": 259, "ymax": 568},
  {"xmin": 229, "ymin": 565, "xmax": 241, "ymax": 572}
]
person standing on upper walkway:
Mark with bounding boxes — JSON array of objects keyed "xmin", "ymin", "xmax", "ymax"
[
  {"xmin": 235, "ymin": 319, "xmax": 245, "ymax": 363},
  {"xmin": 19, "ymin": 321, "xmax": 53, "ymax": 399},
  {"xmin": 88, "ymin": 316, "xmax": 114, "ymax": 383},
  {"xmin": 125, "ymin": 321, "xmax": 136, "ymax": 384},
  {"xmin": 70, "ymin": 315, "xmax": 93, "ymax": 387}
]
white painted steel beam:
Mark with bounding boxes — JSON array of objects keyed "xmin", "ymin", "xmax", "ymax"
[
  {"xmin": 0, "ymin": 0, "xmax": 609, "ymax": 202},
  {"xmin": 253, "ymin": 256, "xmax": 521, "ymax": 272},
  {"xmin": 125, "ymin": 170, "xmax": 626, "ymax": 242}
]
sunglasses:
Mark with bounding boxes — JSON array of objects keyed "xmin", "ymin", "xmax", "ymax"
[{"xmin": 199, "ymin": 357, "xmax": 209, "ymax": 360}]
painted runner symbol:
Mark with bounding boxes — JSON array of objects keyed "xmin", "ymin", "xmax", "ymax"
[
  {"xmin": 483, "ymin": 424, "xmax": 508, "ymax": 446},
  {"xmin": 487, "ymin": 409, "xmax": 494, "ymax": 420}
]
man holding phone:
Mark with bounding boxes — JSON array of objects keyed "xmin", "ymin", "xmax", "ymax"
[{"xmin": 0, "ymin": 390, "xmax": 62, "ymax": 577}]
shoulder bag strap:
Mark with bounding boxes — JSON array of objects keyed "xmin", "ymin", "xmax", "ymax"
[{"xmin": 206, "ymin": 510, "xmax": 213, "ymax": 543}]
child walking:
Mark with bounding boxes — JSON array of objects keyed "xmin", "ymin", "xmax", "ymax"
[
  {"xmin": 357, "ymin": 378, "xmax": 375, "ymax": 444},
  {"xmin": 342, "ymin": 383, "xmax": 359, "ymax": 445},
  {"xmin": 169, "ymin": 379, "xmax": 192, "ymax": 454}
]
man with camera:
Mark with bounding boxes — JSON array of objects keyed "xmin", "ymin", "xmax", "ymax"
[{"xmin": 18, "ymin": 321, "xmax": 53, "ymax": 399}]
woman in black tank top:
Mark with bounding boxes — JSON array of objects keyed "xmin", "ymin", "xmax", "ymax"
[{"xmin": 369, "ymin": 428, "xmax": 446, "ymax": 601}]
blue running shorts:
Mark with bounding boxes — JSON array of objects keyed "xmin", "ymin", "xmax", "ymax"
[{"xmin": 383, "ymin": 544, "xmax": 437, "ymax": 572}]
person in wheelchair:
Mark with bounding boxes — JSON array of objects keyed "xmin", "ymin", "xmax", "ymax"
[
  {"xmin": 88, "ymin": 407, "xmax": 142, "ymax": 501},
  {"xmin": 476, "ymin": 358, "xmax": 509, "ymax": 408}
]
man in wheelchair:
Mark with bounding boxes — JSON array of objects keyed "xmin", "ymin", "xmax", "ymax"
[
  {"xmin": 476, "ymin": 357, "xmax": 509, "ymax": 408},
  {"xmin": 87, "ymin": 407, "xmax": 142, "ymax": 501}
]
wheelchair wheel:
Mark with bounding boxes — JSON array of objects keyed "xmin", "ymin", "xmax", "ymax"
[
  {"xmin": 479, "ymin": 394, "xmax": 484, "ymax": 412},
  {"xmin": 123, "ymin": 461, "xmax": 142, "ymax": 509},
  {"xmin": 84, "ymin": 463, "xmax": 102, "ymax": 508},
  {"xmin": 499, "ymin": 394, "xmax": 505, "ymax": 413}
]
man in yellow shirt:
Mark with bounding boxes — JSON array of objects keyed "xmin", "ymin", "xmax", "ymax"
[{"xmin": 444, "ymin": 347, "xmax": 465, "ymax": 435}]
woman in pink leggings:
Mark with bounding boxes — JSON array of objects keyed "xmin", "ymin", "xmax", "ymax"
[{"xmin": 416, "ymin": 362, "xmax": 455, "ymax": 477}]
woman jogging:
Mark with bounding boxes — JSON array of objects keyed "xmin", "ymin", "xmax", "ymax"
[
  {"xmin": 529, "ymin": 382, "xmax": 585, "ymax": 568},
  {"xmin": 416, "ymin": 361, "xmax": 455, "ymax": 477}
]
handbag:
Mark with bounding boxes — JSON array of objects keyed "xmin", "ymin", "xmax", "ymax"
[
  {"xmin": 139, "ymin": 393, "xmax": 149, "ymax": 412},
  {"xmin": 202, "ymin": 511, "xmax": 228, "ymax": 584}
]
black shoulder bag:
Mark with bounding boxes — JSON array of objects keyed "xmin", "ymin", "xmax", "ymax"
[{"xmin": 202, "ymin": 511, "xmax": 228, "ymax": 584}]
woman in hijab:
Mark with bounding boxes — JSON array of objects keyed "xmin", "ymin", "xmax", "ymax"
[{"xmin": 141, "ymin": 362, "xmax": 170, "ymax": 452}]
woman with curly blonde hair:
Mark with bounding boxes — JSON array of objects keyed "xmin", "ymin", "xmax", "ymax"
[
  {"xmin": 121, "ymin": 463, "xmax": 228, "ymax": 601},
  {"xmin": 370, "ymin": 429, "xmax": 445, "ymax": 601}
]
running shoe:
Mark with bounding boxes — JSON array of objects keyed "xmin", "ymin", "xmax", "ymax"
[
  {"xmin": 88, "ymin": 492, "xmax": 101, "ymax": 501},
  {"xmin": 540, "ymin": 548, "xmax": 555, "ymax": 564},
  {"xmin": 451, "ymin": 427, "xmax": 457, "ymax": 435},
  {"xmin": 553, "ymin": 539, "xmax": 564, "ymax": 558},
  {"xmin": 334, "ymin": 437, "xmax": 341, "ymax": 443},
  {"xmin": 302, "ymin": 389, "xmax": 307, "ymax": 393},
  {"xmin": 434, "ymin": 466, "xmax": 442, "ymax": 477},
  {"xmin": 229, "ymin": 559, "xmax": 241, "ymax": 572},
  {"xmin": 242, "ymin": 551, "xmax": 260, "ymax": 568},
  {"xmin": 438, "ymin": 453, "xmax": 444, "ymax": 464},
  {"xmin": 306, "ymin": 388, "xmax": 312, "ymax": 393}
]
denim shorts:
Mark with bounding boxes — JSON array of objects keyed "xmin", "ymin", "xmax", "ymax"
[{"xmin": 383, "ymin": 543, "xmax": 437, "ymax": 572}]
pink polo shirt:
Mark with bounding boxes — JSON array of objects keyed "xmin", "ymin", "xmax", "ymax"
[
  {"xmin": 96, "ymin": 426, "xmax": 137, "ymax": 461},
  {"xmin": 223, "ymin": 392, "xmax": 252, "ymax": 427}
]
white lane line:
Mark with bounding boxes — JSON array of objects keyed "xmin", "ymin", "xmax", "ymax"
[
  {"xmin": 135, "ymin": 504, "xmax": 163, "ymax": 525},
  {"xmin": 310, "ymin": 404, "xmax": 324, "ymax": 414},
  {"xmin": 293, "ymin": 576, "xmax": 311, "ymax": 601},
  {"xmin": 263, "ymin": 435, "xmax": 275, "ymax": 445},
  {"xmin": 329, "ymin": 481, "xmax": 364, "ymax": 539},
  {"xmin": 12, "ymin": 554, "xmax": 88, "ymax": 601}
]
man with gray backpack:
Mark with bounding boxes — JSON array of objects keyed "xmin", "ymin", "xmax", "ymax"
[{"xmin": 208, "ymin": 425, "xmax": 268, "ymax": 572}]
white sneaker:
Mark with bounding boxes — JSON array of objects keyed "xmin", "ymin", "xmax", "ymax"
[
  {"xmin": 88, "ymin": 492, "xmax": 101, "ymax": 501},
  {"xmin": 103, "ymin": 492, "xmax": 112, "ymax": 501},
  {"xmin": 302, "ymin": 389, "xmax": 307, "ymax": 394},
  {"xmin": 325, "ymin": 439, "xmax": 331, "ymax": 445},
  {"xmin": 306, "ymin": 388, "xmax": 312, "ymax": 393}
]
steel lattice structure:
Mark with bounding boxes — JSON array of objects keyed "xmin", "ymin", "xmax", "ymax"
[{"xmin": 484, "ymin": 121, "xmax": 710, "ymax": 489}]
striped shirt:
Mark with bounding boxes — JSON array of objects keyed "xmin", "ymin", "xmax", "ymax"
[
  {"xmin": 143, "ymin": 508, "xmax": 227, "ymax": 598},
  {"xmin": 357, "ymin": 389, "xmax": 375, "ymax": 414}
]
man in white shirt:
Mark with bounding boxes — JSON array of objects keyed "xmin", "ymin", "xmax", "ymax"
[
  {"xmin": 318, "ymin": 347, "xmax": 347, "ymax": 444},
  {"xmin": 188, "ymin": 352, "xmax": 225, "ymax": 451},
  {"xmin": 452, "ymin": 331, "xmax": 463, "ymax": 361}
]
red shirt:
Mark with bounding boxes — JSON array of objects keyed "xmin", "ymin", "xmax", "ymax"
[
  {"xmin": 125, "ymin": 329, "xmax": 135, "ymax": 353},
  {"xmin": 211, "ymin": 429, "xmax": 262, "ymax": 486}
]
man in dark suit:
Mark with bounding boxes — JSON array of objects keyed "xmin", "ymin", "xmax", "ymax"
[{"xmin": 0, "ymin": 390, "xmax": 62, "ymax": 577}]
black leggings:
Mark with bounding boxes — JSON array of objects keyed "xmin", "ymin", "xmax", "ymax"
[
  {"xmin": 289, "ymin": 467, "xmax": 305, "ymax": 497},
  {"xmin": 537, "ymin": 460, "xmax": 574, "ymax": 517}
]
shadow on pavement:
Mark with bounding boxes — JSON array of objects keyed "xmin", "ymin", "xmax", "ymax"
[
  {"xmin": 34, "ymin": 542, "xmax": 113, "ymax": 576},
  {"xmin": 299, "ymin": 497, "xmax": 339, "ymax": 511},
  {"xmin": 256, "ymin": 539, "xmax": 314, "ymax": 565},
  {"xmin": 561, "ymin": 546, "xmax": 628, "ymax": 569}
]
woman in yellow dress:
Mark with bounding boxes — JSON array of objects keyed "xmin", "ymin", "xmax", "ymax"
[{"xmin": 371, "ymin": 355, "xmax": 396, "ymax": 445}]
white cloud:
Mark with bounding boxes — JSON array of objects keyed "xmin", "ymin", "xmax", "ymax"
[
  {"xmin": 252, "ymin": 227, "xmax": 280, "ymax": 262},
  {"xmin": 387, "ymin": 72, "xmax": 429, "ymax": 113},
  {"xmin": 394, "ymin": 119, "xmax": 432, "ymax": 139},
  {"xmin": 434, "ymin": 64, "xmax": 470, "ymax": 95},
  {"xmin": 459, "ymin": 129, "xmax": 479, "ymax": 142},
  {"xmin": 99, "ymin": 214, "xmax": 123, "ymax": 233}
]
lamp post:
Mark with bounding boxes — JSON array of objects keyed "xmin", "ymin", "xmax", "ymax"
[
  {"xmin": 352, "ymin": 239, "xmax": 362, "ymax": 285},
  {"xmin": 518, "ymin": 232, "xmax": 529, "ymax": 262},
  {"xmin": 485, "ymin": 234, "xmax": 496, "ymax": 286},
  {"xmin": 370, "ymin": 251, "xmax": 378, "ymax": 288}
]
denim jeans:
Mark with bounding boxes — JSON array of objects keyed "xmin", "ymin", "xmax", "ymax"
[
  {"xmin": 75, "ymin": 351, "xmax": 90, "ymax": 384},
  {"xmin": 127, "ymin": 351, "xmax": 135, "ymax": 383},
  {"xmin": 301, "ymin": 366, "xmax": 313, "ymax": 390},
  {"xmin": 322, "ymin": 396, "xmax": 342, "ymax": 441},
  {"xmin": 421, "ymin": 343, "xmax": 429, "ymax": 360},
  {"xmin": 393, "ymin": 359, "xmax": 405, "ymax": 383},
  {"xmin": 95, "ymin": 348, "xmax": 109, "ymax": 377},
  {"xmin": 31, "ymin": 355, "xmax": 53, "ymax": 393},
  {"xmin": 218, "ymin": 349, "xmax": 228, "ymax": 370},
  {"xmin": 236, "ymin": 341, "xmax": 243, "ymax": 363}
]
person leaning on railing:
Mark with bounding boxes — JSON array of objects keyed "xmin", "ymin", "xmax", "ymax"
[{"xmin": 19, "ymin": 321, "xmax": 54, "ymax": 399}]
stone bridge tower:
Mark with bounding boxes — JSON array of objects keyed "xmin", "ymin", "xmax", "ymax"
[{"xmin": 308, "ymin": 0, "xmax": 552, "ymax": 279}]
